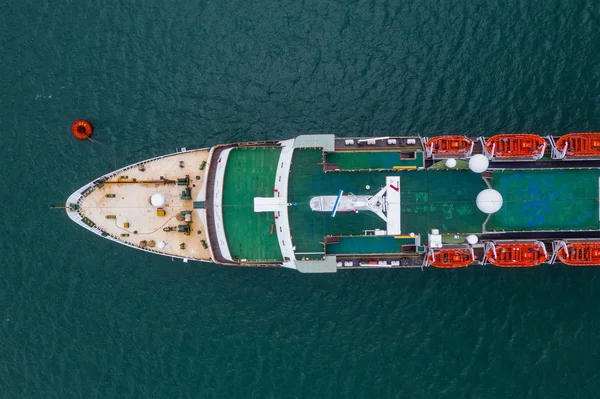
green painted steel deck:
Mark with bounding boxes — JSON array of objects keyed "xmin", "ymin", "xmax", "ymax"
[
  {"xmin": 325, "ymin": 236, "xmax": 417, "ymax": 255},
  {"xmin": 325, "ymin": 151, "xmax": 425, "ymax": 170},
  {"xmin": 399, "ymin": 168, "xmax": 488, "ymax": 237},
  {"xmin": 288, "ymin": 149, "xmax": 387, "ymax": 255},
  {"xmin": 222, "ymin": 147, "xmax": 282, "ymax": 262},
  {"xmin": 488, "ymin": 169, "xmax": 600, "ymax": 231},
  {"xmin": 222, "ymin": 147, "xmax": 600, "ymax": 260},
  {"xmin": 287, "ymin": 149, "xmax": 489, "ymax": 255}
]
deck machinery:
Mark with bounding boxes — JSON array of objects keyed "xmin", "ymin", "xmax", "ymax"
[{"xmin": 66, "ymin": 133, "xmax": 600, "ymax": 272}]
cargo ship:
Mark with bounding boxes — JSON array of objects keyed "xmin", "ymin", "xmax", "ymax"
[{"xmin": 65, "ymin": 133, "xmax": 600, "ymax": 272}]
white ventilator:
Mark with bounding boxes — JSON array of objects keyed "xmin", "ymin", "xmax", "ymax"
[
  {"xmin": 466, "ymin": 235, "xmax": 479, "ymax": 245},
  {"xmin": 469, "ymin": 154, "xmax": 489, "ymax": 173},
  {"xmin": 476, "ymin": 189, "xmax": 503, "ymax": 214},
  {"xmin": 150, "ymin": 193, "xmax": 166, "ymax": 207}
]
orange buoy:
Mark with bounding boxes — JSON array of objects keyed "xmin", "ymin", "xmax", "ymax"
[{"xmin": 71, "ymin": 120, "xmax": 93, "ymax": 140}]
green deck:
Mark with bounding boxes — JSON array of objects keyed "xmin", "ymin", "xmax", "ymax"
[
  {"xmin": 488, "ymin": 169, "xmax": 600, "ymax": 231},
  {"xmin": 287, "ymin": 149, "xmax": 488, "ymax": 256},
  {"xmin": 325, "ymin": 151, "xmax": 424, "ymax": 170},
  {"xmin": 399, "ymin": 169, "xmax": 488, "ymax": 236},
  {"xmin": 325, "ymin": 236, "xmax": 417, "ymax": 255},
  {"xmin": 220, "ymin": 146, "xmax": 600, "ymax": 261},
  {"xmin": 288, "ymin": 149, "xmax": 387, "ymax": 255},
  {"xmin": 222, "ymin": 147, "xmax": 282, "ymax": 262}
]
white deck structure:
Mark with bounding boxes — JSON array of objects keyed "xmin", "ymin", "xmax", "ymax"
[
  {"xmin": 308, "ymin": 176, "xmax": 401, "ymax": 236},
  {"xmin": 386, "ymin": 176, "xmax": 401, "ymax": 235},
  {"xmin": 66, "ymin": 148, "xmax": 212, "ymax": 261},
  {"xmin": 212, "ymin": 148, "xmax": 234, "ymax": 261}
]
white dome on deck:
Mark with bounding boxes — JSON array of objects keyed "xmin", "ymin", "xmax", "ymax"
[
  {"xmin": 150, "ymin": 193, "xmax": 166, "ymax": 207},
  {"xmin": 445, "ymin": 158, "xmax": 457, "ymax": 168},
  {"xmin": 466, "ymin": 234, "xmax": 479, "ymax": 245},
  {"xmin": 469, "ymin": 154, "xmax": 489, "ymax": 173},
  {"xmin": 476, "ymin": 189, "xmax": 503, "ymax": 214}
]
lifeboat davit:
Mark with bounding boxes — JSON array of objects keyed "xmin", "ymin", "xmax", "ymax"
[
  {"xmin": 425, "ymin": 135, "xmax": 474, "ymax": 157},
  {"xmin": 486, "ymin": 242, "xmax": 548, "ymax": 267},
  {"xmin": 555, "ymin": 133, "xmax": 600, "ymax": 157},
  {"xmin": 484, "ymin": 134, "xmax": 546, "ymax": 159},
  {"xmin": 428, "ymin": 248, "xmax": 475, "ymax": 268},
  {"xmin": 556, "ymin": 242, "xmax": 600, "ymax": 266}
]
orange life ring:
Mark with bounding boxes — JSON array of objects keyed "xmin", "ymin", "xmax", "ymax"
[{"xmin": 71, "ymin": 120, "xmax": 93, "ymax": 140}]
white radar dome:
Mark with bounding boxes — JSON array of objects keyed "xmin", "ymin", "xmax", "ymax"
[
  {"xmin": 469, "ymin": 154, "xmax": 489, "ymax": 173},
  {"xmin": 150, "ymin": 193, "xmax": 166, "ymax": 207},
  {"xmin": 157, "ymin": 241, "xmax": 166, "ymax": 249},
  {"xmin": 445, "ymin": 158, "xmax": 457, "ymax": 168},
  {"xmin": 476, "ymin": 189, "xmax": 503, "ymax": 214},
  {"xmin": 466, "ymin": 234, "xmax": 479, "ymax": 245}
]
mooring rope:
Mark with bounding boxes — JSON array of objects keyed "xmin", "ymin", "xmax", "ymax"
[{"xmin": 87, "ymin": 136, "xmax": 117, "ymax": 171}]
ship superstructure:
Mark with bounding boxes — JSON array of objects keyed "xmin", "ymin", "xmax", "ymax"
[{"xmin": 66, "ymin": 133, "xmax": 600, "ymax": 272}]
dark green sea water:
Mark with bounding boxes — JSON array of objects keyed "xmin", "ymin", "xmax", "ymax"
[{"xmin": 3, "ymin": 0, "xmax": 600, "ymax": 397}]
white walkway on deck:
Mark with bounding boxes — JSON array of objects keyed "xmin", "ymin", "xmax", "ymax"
[
  {"xmin": 272, "ymin": 139, "xmax": 297, "ymax": 269},
  {"xmin": 386, "ymin": 176, "xmax": 401, "ymax": 235},
  {"xmin": 212, "ymin": 148, "xmax": 234, "ymax": 261}
]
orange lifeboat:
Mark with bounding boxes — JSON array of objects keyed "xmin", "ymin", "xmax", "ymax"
[
  {"xmin": 486, "ymin": 242, "xmax": 547, "ymax": 267},
  {"xmin": 428, "ymin": 248, "xmax": 475, "ymax": 268},
  {"xmin": 555, "ymin": 133, "xmax": 600, "ymax": 157},
  {"xmin": 556, "ymin": 242, "xmax": 600, "ymax": 266},
  {"xmin": 484, "ymin": 134, "xmax": 546, "ymax": 159},
  {"xmin": 425, "ymin": 135, "xmax": 474, "ymax": 156}
]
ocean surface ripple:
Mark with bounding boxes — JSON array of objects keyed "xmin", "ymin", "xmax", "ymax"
[{"xmin": 2, "ymin": 0, "xmax": 600, "ymax": 397}]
